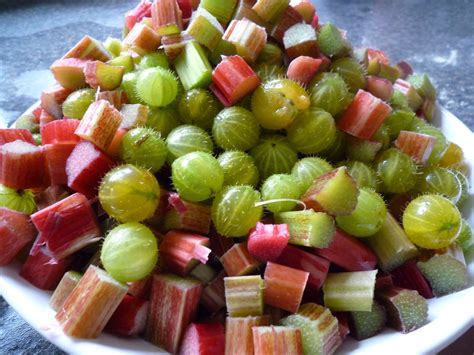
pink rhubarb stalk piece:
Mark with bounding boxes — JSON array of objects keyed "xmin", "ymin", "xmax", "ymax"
[
  {"xmin": 50, "ymin": 271, "xmax": 82, "ymax": 311},
  {"xmin": 44, "ymin": 143, "xmax": 77, "ymax": 185},
  {"xmin": 0, "ymin": 208, "xmax": 36, "ymax": 266},
  {"xmin": 223, "ymin": 19, "xmax": 267, "ymax": 63},
  {"xmin": 84, "ymin": 61, "xmax": 125, "ymax": 91},
  {"xmin": 96, "ymin": 89, "xmax": 126, "ymax": 110},
  {"xmin": 264, "ymin": 261, "xmax": 309, "ymax": 313},
  {"xmin": 287, "ymin": 56, "xmax": 322, "ymax": 86},
  {"xmin": 50, "ymin": 58, "xmax": 89, "ymax": 90},
  {"xmin": 276, "ymin": 244, "xmax": 330, "ymax": 290},
  {"xmin": 220, "ymin": 243, "xmax": 261, "ymax": 276},
  {"xmin": 125, "ymin": 0, "xmax": 153, "ymax": 31},
  {"xmin": 40, "ymin": 85, "xmax": 72, "ymax": 119},
  {"xmin": 163, "ymin": 192, "xmax": 211, "ymax": 235},
  {"xmin": 41, "ymin": 119, "xmax": 81, "ymax": 145},
  {"xmin": 151, "ymin": 0, "xmax": 183, "ymax": 33},
  {"xmin": 66, "ymin": 141, "xmax": 115, "ymax": 198},
  {"xmin": 395, "ymin": 61, "xmax": 414, "ymax": 80},
  {"xmin": 20, "ymin": 249, "xmax": 72, "ymax": 290},
  {"xmin": 225, "ymin": 315, "xmax": 271, "ymax": 355},
  {"xmin": 366, "ymin": 75, "xmax": 394, "ymax": 102},
  {"xmin": 247, "ymin": 222, "xmax": 289, "ymax": 262},
  {"xmin": 211, "ymin": 55, "xmax": 260, "ymax": 107},
  {"xmin": 105, "ymin": 294, "xmax": 149, "ymax": 337},
  {"xmin": 39, "ymin": 109, "xmax": 56, "ymax": 128},
  {"xmin": 0, "ymin": 129, "xmax": 35, "ymax": 146},
  {"xmin": 30, "ymin": 192, "xmax": 101, "ymax": 260},
  {"xmin": 394, "ymin": 130, "xmax": 437, "ymax": 165},
  {"xmin": 337, "ymin": 89, "xmax": 392, "ymax": 140},
  {"xmin": 159, "ymin": 230, "xmax": 211, "ymax": 276},
  {"xmin": 146, "ymin": 273, "xmax": 202, "ymax": 353},
  {"xmin": 63, "ymin": 35, "xmax": 112, "ymax": 62},
  {"xmin": 252, "ymin": 326, "xmax": 303, "ymax": 355},
  {"xmin": 56, "ymin": 265, "xmax": 128, "ymax": 338},
  {"xmin": 0, "ymin": 140, "xmax": 49, "ymax": 189},
  {"xmin": 75, "ymin": 99, "xmax": 123, "ymax": 151},
  {"xmin": 290, "ymin": 0, "xmax": 316, "ymax": 23},
  {"xmin": 391, "ymin": 260, "xmax": 434, "ymax": 299},
  {"xmin": 270, "ymin": 6, "xmax": 303, "ymax": 44},
  {"xmin": 314, "ymin": 228, "xmax": 378, "ymax": 271},
  {"xmin": 179, "ymin": 322, "xmax": 225, "ymax": 355},
  {"xmin": 120, "ymin": 104, "xmax": 149, "ymax": 129},
  {"xmin": 124, "ymin": 23, "xmax": 162, "ymax": 55},
  {"xmin": 393, "ymin": 78, "xmax": 423, "ymax": 111},
  {"xmin": 127, "ymin": 273, "xmax": 154, "ymax": 300},
  {"xmin": 201, "ymin": 270, "xmax": 226, "ymax": 313}
]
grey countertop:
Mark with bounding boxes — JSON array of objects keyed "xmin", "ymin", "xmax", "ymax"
[{"xmin": 0, "ymin": 0, "xmax": 472, "ymax": 353}]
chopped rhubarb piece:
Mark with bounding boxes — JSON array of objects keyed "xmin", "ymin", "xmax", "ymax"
[
  {"xmin": 160, "ymin": 32, "xmax": 194, "ymax": 61},
  {"xmin": 393, "ymin": 79, "xmax": 423, "ymax": 111},
  {"xmin": 314, "ymin": 228, "xmax": 377, "ymax": 271},
  {"xmin": 75, "ymin": 100, "xmax": 123, "ymax": 151},
  {"xmin": 127, "ymin": 273, "xmax": 153, "ymax": 300},
  {"xmin": 152, "ymin": 0, "xmax": 183, "ymax": 33},
  {"xmin": 96, "ymin": 89, "xmax": 125, "ymax": 110},
  {"xmin": 395, "ymin": 61, "xmax": 414, "ymax": 80},
  {"xmin": 146, "ymin": 273, "xmax": 202, "ymax": 353},
  {"xmin": 32, "ymin": 104, "xmax": 42, "ymax": 120},
  {"xmin": 84, "ymin": 61, "xmax": 125, "ymax": 90},
  {"xmin": 63, "ymin": 35, "xmax": 111, "ymax": 62},
  {"xmin": 39, "ymin": 108, "xmax": 56, "ymax": 128},
  {"xmin": 220, "ymin": 243, "xmax": 260, "ymax": 276},
  {"xmin": 350, "ymin": 300, "xmax": 387, "ymax": 340},
  {"xmin": 211, "ymin": 55, "xmax": 260, "ymax": 106},
  {"xmin": 366, "ymin": 76, "xmax": 393, "ymax": 102},
  {"xmin": 407, "ymin": 73, "xmax": 437, "ymax": 100},
  {"xmin": 105, "ymin": 294, "xmax": 149, "ymax": 337},
  {"xmin": 224, "ymin": 19, "xmax": 267, "ymax": 63},
  {"xmin": 177, "ymin": 0, "xmax": 193, "ymax": 19},
  {"xmin": 418, "ymin": 98, "xmax": 436, "ymax": 122},
  {"xmin": 56, "ymin": 265, "xmax": 128, "ymax": 338},
  {"xmin": 291, "ymin": 0, "xmax": 316, "ymax": 23},
  {"xmin": 209, "ymin": 228, "xmax": 235, "ymax": 258},
  {"xmin": 277, "ymin": 244, "xmax": 330, "ymax": 290},
  {"xmin": 226, "ymin": 316, "xmax": 270, "ymax": 355},
  {"xmin": 283, "ymin": 23, "xmax": 319, "ymax": 59},
  {"xmin": 0, "ymin": 140, "xmax": 49, "ymax": 189},
  {"xmin": 66, "ymin": 141, "xmax": 115, "ymax": 198},
  {"xmin": 120, "ymin": 104, "xmax": 149, "ymax": 129},
  {"xmin": 40, "ymin": 85, "xmax": 72, "ymax": 119},
  {"xmin": 159, "ymin": 230, "xmax": 211, "ymax": 276},
  {"xmin": 394, "ymin": 130, "xmax": 437, "ymax": 165},
  {"xmin": 190, "ymin": 263, "xmax": 217, "ymax": 284},
  {"xmin": 175, "ymin": 41, "xmax": 213, "ymax": 90},
  {"xmin": 377, "ymin": 287, "xmax": 428, "ymax": 333},
  {"xmin": 225, "ymin": 275, "xmax": 264, "ymax": 317},
  {"xmin": 50, "ymin": 58, "xmax": 89, "ymax": 90},
  {"xmin": 287, "ymin": 56, "xmax": 322, "ymax": 86},
  {"xmin": 187, "ymin": 8, "xmax": 224, "ymax": 51},
  {"xmin": 201, "ymin": 270, "xmax": 226, "ymax": 313},
  {"xmin": 281, "ymin": 303, "xmax": 342, "ymax": 355},
  {"xmin": 252, "ymin": 326, "xmax": 303, "ymax": 355},
  {"xmin": 253, "ymin": 0, "xmax": 289, "ymax": 23},
  {"xmin": 41, "ymin": 119, "xmax": 81, "ymax": 144},
  {"xmin": 199, "ymin": 0, "xmax": 238, "ymax": 24},
  {"xmin": 180, "ymin": 322, "xmax": 225, "ymax": 355},
  {"xmin": 50, "ymin": 271, "xmax": 82, "ymax": 311},
  {"xmin": 44, "ymin": 143, "xmax": 77, "ymax": 185},
  {"xmin": 31, "ymin": 192, "xmax": 101, "ymax": 259},
  {"xmin": 270, "ymin": 5, "xmax": 304, "ymax": 44},
  {"xmin": 0, "ymin": 129, "xmax": 35, "ymax": 146},
  {"xmin": 378, "ymin": 63, "xmax": 400, "ymax": 83},
  {"xmin": 367, "ymin": 48, "xmax": 390, "ymax": 65},
  {"xmin": 163, "ymin": 193, "xmax": 212, "ymax": 234},
  {"xmin": 123, "ymin": 23, "xmax": 162, "ymax": 55},
  {"xmin": 125, "ymin": 0, "xmax": 153, "ymax": 31},
  {"xmin": 338, "ymin": 89, "xmax": 392, "ymax": 140},
  {"xmin": 264, "ymin": 262, "xmax": 308, "ymax": 313},
  {"xmin": 247, "ymin": 222, "xmax": 289, "ymax": 262},
  {"xmin": 334, "ymin": 312, "xmax": 350, "ymax": 340},
  {"xmin": 0, "ymin": 208, "xmax": 36, "ymax": 266},
  {"xmin": 20, "ymin": 249, "xmax": 72, "ymax": 290},
  {"xmin": 35, "ymin": 185, "xmax": 70, "ymax": 210},
  {"xmin": 106, "ymin": 127, "xmax": 128, "ymax": 159},
  {"xmin": 391, "ymin": 260, "xmax": 434, "ymax": 299}
]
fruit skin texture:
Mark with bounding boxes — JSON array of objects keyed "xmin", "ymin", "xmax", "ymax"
[{"xmin": 402, "ymin": 194, "xmax": 461, "ymax": 249}]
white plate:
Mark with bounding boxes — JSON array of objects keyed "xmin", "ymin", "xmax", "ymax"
[{"xmin": 1, "ymin": 104, "xmax": 473, "ymax": 355}]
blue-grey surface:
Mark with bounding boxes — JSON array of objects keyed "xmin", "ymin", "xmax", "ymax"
[{"xmin": 0, "ymin": 0, "xmax": 472, "ymax": 354}]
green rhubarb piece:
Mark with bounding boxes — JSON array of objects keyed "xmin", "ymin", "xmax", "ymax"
[
  {"xmin": 310, "ymin": 72, "xmax": 352, "ymax": 117},
  {"xmin": 317, "ymin": 23, "xmax": 352, "ymax": 58},
  {"xmin": 377, "ymin": 287, "xmax": 428, "ymax": 333},
  {"xmin": 457, "ymin": 218, "xmax": 474, "ymax": 252},
  {"xmin": 174, "ymin": 41, "xmax": 213, "ymax": 91},
  {"xmin": 208, "ymin": 39, "xmax": 237, "ymax": 65},
  {"xmin": 256, "ymin": 43, "xmax": 284, "ymax": 66},
  {"xmin": 32, "ymin": 133, "xmax": 42, "ymax": 145},
  {"xmin": 367, "ymin": 59, "xmax": 380, "ymax": 76},
  {"xmin": 407, "ymin": 73, "xmax": 437, "ymax": 100},
  {"xmin": 103, "ymin": 37, "xmax": 123, "ymax": 57},
  {"xmin": 350, "ymin": 300, "xmax": 387, "ymax": 340},
  {"xmin": 252, "ymin": 0, "xmax": 290, "ymax": 23},
  {"xmin": 199, "ymin": 0, "xmax": 238, "ymax": 24},
  {"xmin": 187, "ymin": 8, "xmax": 224, "ymax": 51},
  {"xmin": 280, "ymin": 303, "xmax": 342, "ymax": 355},
  {"xmin": 107, "ymin": 54, "xmax": 135, "ymax": 73},
  {"xmin": 224, "ymin": 275, "xmax": 264, "ymax": 317},
  {"xmin": 190, "ymin": 264, "xmax": 217, "ymax": 284},
  {"xmin": 417, "ymin": 250, "xmax": 468, "ymax": 296},
  {"xmin": 330, "ymin": 57, "xmax": 367, "ymax": 93},
  {"xmin": 367, "ymin": 213, "xmax": 418, "ymax": 272},
  {"xmin": 323, "ymin": 270, "xmax": 377, "ymax": 312},
  {"xmin": 275, "ymin": 210, "xmax": 335, "ymax": 248},
  {"xmin": 378, "ymin": 63, "xmax": 400, "ymax": 83}
]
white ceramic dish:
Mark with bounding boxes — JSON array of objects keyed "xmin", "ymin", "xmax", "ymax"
[{"xmin": 0, "ymin": 104, "xmax": 473, "ymax": 354}]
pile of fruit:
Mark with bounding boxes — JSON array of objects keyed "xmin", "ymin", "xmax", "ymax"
[{"xmin": 0, "ymin": 0, "xmax": 472, "ymax": 353}]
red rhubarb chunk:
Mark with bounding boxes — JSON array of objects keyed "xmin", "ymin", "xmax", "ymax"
[
  {"xmin": 66, "ymin": 141, "xmax": 115, "ymax": 198},
  {"xmin": 247, "ymin": 222, "xmax": 289, "ymax": 262},
  {"xmin": 314, "ymin": 228, "xmax": 378, "ymax": 271},
  {"xmin": 44, "ymin": 143, "xmax": 77, "ymax": 185},
  {"xmin": 394, "ymin": 130, "xmax": 437, "ymax": 165},
  {"xmin": 151, "ymin": 0, "xmax": 183, "ymax": 32},
  {"xmin": 35, "ymin": 185, "xmax": 70, "ymax": 210},
  {"xmin": 0, "ymin": 129, "xmax": 35, "ymax": 146},
  {"xmin": 30, "ymin": 192, "xmax": 101, "ymax": 260},
  {"xmin": 125, "ymin": 0, "xmax": 153, "ymax": 30},
  {"xmin": 221, "ymin": 243, "xmax": 260, "ymax": 276},
  {"xmin": 179, "ymin": 322, "xmax": 225, "ymax": 355},
  {"xmin": 366, "ymin": 76, "xmax": 394, "ymax": 102},
  {"xmin": 20, "ymin": 248, "xmax": 72, "ymax": 290},
  {"xmin": 270, "ymin": 6, "xmax": 304, "ymax": 44},
  {"xmin": 0, "ymin": 140, "xmax": 49, "ymax": 189},
  {"xmin": 287, "ymin": 56, "xmax": 322, "ymax": 86},
  {"xmin": 50, "ymin": 58, "xmax": 89, "ymax": 90},
  {"xmin": 127, "ymin": 273, "xmax": 154, "ymax": 300},
  {"xmin": 391, "ymin": 260, "xmax": 434, "ymax": 299},
  {"xmin": 0, "ymin": 208, "xmax": 36, "ymax": 266},
  {"xmin": 367, "ymin": 48, "xmax": 390, "ymax": 65},
  {"xmin": 41, "ymin": 118, "xmax": 81, "ymax": 144},
  {"xmin": 39, "ymin": 109, "xmax": 56, "ymax": 128},
  {"xmin": 338, "ymin": 89, "xmax": 392, "ymax": 140},
  {"xmin": 211, "ymin": 55, "xmax": 260, "ymax": 107},
  {"xmin": 177, "ymin": 0, "xmax": 193, "ymax": 19},
  {"xmin": 106, "ymin": 294, "xmax": 149, "ymax": 337},
  {"xmin": 201, "ymin": 270, "xmax": 226, "ymax": 313},
  {"xmin": 276, "ymin": 244, "xmax": 330, "ymax": 290},
  {"xmin": 41, "ymin": 85, "xmax": 72, "ymax": 119}
]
